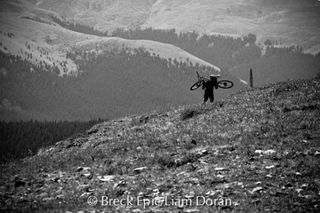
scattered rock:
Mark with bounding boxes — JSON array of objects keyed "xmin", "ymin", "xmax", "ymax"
[
  {"xmin": 80, "ymin": 192, "xmax": 93, "ymax": 198},
  {"xmin": 87, "ymin": 128, "xmax": 99, "ymax": 135},
  {"xmin": 76, "ymin": 167, "xmax": 91, "ymax": 172},
  {"xmin": 97, "ymin": 175, "xmax": 115, "ymax": 182},
  {"xmin": 250, "ymin": 187, "xmax": 263, "ymax": 194},
  {"xmin": 114, "ymin": 180, "xmax": 126, "ymax": 188},
  {"xmin": 214, "ymin": 167, "xmax": 228, "ymax": 171},
  {"xmin": 133, "ymin": 167, "xmax": 148, "ymax": 174},
  {"xmin": 265, "ymin": 165, "xmax": 275, "ymax": 169},
  {"xmin": 183, "ymin": 208, "xmax": 200, "ymax": 213},
  {"xmin": 42, "ymin": 197, "xmax": 54, "ymax": 202},
  {"xmin": 39, "ymin": 192, "xmax": 48, "ymax": 198},
  {"xmin": 206, "ymin": 190, "xmax": 222, "ymax": 196},
  {"xmin": 255, "ymin": 149, "xmax": 276, "ymax": 155},
  {"xmin": 56, "ymin": 194, "xmax": 65, "ymax": 199}
]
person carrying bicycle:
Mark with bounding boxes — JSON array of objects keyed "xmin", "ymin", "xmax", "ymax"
[{"xmin": 202, "ymin": 74, "xmax": 220, "ymax": 103}]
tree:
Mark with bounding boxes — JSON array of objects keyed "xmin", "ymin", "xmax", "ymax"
[
  {"xmin": 264, "ymin": 39, "xmax": 272, "ymax": 46},
  {"xmin": 244, "ymin": 33, "xmax": 256, "ymax": 44}
]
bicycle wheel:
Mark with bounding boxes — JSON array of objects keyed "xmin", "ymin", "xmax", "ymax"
[
  {"xmin": 218, "ymin": 80, "xmax": 233, "ymax": 89},
  {"xmin": 190, "ymin": 80, "xmax": 203, "ymax": 91}
]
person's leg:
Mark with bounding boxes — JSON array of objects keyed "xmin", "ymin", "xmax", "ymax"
[
  {"xmin": 209, "ymin": 93, "xmax": 214, "ymax": 103},
  {"xmin": 203, "ymin": 93, "xmax": 208, "ymax": 104}
]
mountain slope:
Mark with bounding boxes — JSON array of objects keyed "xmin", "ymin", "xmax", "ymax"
[
  {"xmin": 32, "ymin": 0, "xmax": 320, "ymax": 53},
  {"xmin": 1, "ymin": 78, "xmax": 319, "ymax": 212},
  {"xmin": 75, "ymin": 37, "xmax": 220, "ymax": 71},
  {"xmin": 0, "ymin": 0, "xmax": 220, "ymax": 76},
  {"xmin": 1, "ymin": 0, "xmax": 236, "ymax": 121}
]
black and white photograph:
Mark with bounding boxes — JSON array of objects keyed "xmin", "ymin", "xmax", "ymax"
[{"xmin": 0, "ymin": 0, "xmax": 320, "ymax": 212}]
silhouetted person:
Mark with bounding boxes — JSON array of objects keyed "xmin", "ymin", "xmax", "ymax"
[{"xmin": 202, "ymin": 74, "xmax": 219, "ymax": 103}]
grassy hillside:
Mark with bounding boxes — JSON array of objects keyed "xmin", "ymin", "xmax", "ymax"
[
  {"xmin": 32, "ymin": 0, "xmax": 320, "ymax": 52},
  {"xmin": 1, "ymin": 78, "xmax": 319, "ymax": 212}
]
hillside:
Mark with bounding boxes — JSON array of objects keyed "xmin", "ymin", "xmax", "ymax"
[
  {"xmin": 32, "ymin": 0, "xmax": 320, "ymax": 54},
  {"xmin": 1, "ymin": 78, "xmax": 319, "ymax": 212},
  {"xmin": 0, "ymin": 0, "xmax": 219, "ymax": 76},
  {"xmin": 1, "ymin": 0, "xmax": 234, "ymax": 121}
]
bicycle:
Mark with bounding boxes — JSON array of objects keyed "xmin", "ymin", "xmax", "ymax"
[{"xmin": 190, "ymin": 72, "xmax": 233, "ymax": 91}]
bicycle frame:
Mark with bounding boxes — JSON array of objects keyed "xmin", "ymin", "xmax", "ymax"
[{"xmin": 190, "ymin": 72, "xmax": 233, "ymax": 90}]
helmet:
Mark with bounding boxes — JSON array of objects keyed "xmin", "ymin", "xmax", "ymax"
[{"xmin": 210, "ymin": 74, "xmax": 220, "ymax": 78}]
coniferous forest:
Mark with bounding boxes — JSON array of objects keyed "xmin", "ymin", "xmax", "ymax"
[{"xmin": 0, "ymin": 119, "xmax": 103, "ymax": 162}]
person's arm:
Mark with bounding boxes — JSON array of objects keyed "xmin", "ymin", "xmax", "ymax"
[
  {"xmin": 214, "ymin": 78, "xmax": 219, "ymax": 89},
  {"xmin": 202, "ymin": 81, "xmax": 206, "ymax": 90}
]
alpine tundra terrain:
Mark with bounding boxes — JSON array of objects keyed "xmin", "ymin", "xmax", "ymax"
[
  {"xmin": 1, "ymin": 78, "xmax": 319, "ymax": 212},
  {"xmin": 1, "ymin": 0, "xmax": 320, "ymax": 121}
]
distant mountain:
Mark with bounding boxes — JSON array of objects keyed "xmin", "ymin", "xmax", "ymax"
[
  {"xmin": 0, "ymin": 0, "xmax": 219, "ymax": 76},
  {"xmin": 32, "ymin": 0, "xmax": 320, "ymax": 54},
  {"xmin": 1, "ymin": 0, "xmax": 242, "ymax": 121}
]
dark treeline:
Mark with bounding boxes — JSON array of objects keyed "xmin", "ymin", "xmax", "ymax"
[
  {"xmin": 107, "ymin": 27, "xmax": 319, "ymax": 85},
  {"xmin": 0, "ymin": 119, "xmax": 103, "ymax": 162},
  {"xmin": 111, "ymin": 28, "xmax": 257, "ymax": 71},
  {"xmin": 51, "ymin": 16, "xmax": 105, "ymax": 37},
  {"xmin": 110, "ymin": 28, "xmax": 313, "ymax": 68},
  {"xmin": 67, "ymin": 46, "xmax": 215, "ymax": 74}
]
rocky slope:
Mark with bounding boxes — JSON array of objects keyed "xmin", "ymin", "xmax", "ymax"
[{"xmin": 1, "ymin": 78, "xmax": 319, "ymax": 212}]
